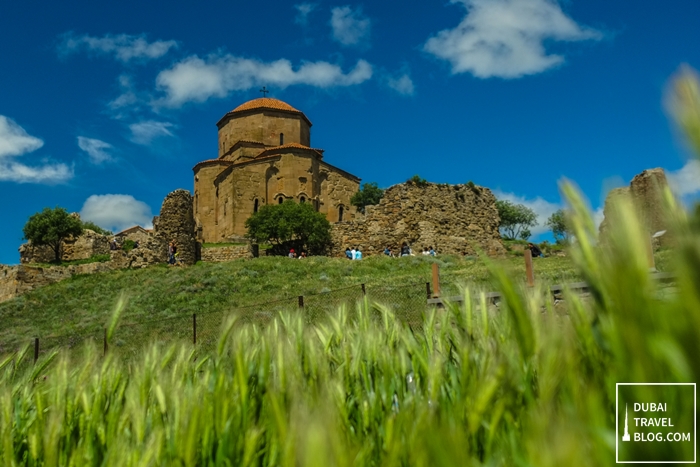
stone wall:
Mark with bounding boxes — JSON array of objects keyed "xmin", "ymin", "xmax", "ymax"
[
  {"xmin": 154, "ymin": 189, "xmax": 197, "ymax": 265},
  {"xmin": 19, "ymin": 229, "xmax": 111, "ymax": 264},
  {"xmin": 200, "ymin": 245, "xmax": 253, "ymax": 262},
  {"xmin": 0, "ymin": 262, "xmax": 114, "ymax": 303},
  {"xmin": 599, "ymin": 168, "xmax": 671, "ymax": 240},
  {"xmin": 331, "ymin": 182, "xmax": 506, "ymax": 257}
]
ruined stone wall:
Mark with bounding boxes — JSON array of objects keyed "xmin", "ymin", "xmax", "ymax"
[
  {"xmin": 0, "ymin": 263, "xmax": 114, "ymax": 304},
  {"xmin": 599, "ymin": 168, "xmax": 671, "ymax": 240},
  {"xmin": 19, "ymin": 229, "xmax": 111, "ymax": 264},
  {"xmin": 155, "ymin": 189, "xmax": 197, "ymax": 265},
  {"xmin": 331, "ymin": 182, "xmax": 505, "ymax": 257},
  {"xmin": 200, "ymin": 245, "xmax": 253, "ymax": 262}
]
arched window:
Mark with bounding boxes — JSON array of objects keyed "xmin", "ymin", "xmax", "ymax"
[
  {"xmin": 300, "ymin": 196, "xmax": 306, "ymax": 203},
  {"xmin": 278, "ymin": 197, "xmax": 284, "ymax": 204},
  {"xmin": 254, "ymin": 199, "xmax": 259, "ymax": 213},
  {"xmin": 280, "ymin": 133, "xmax": 284, "ymax": 145},
  {"xmin": 338, "ymin": 206, "xmax": 344, "ymax": 222}
]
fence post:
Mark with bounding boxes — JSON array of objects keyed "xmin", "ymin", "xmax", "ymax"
[
  {"xmin": 193, "ymin": 313, "xmax": 197, "ymax": 345},
  {"xmin": 103, "ymin": 327, "xmax": 108, "ymax": 356},
  {"xmin": 431, "ymin": 263, "xmax": 440, "ymax": 298},
  {"xmin": 34, "ymin": 337, "xmax": 39, "ymax": 364},
  {"xmin": 426, "ymin": 282, "xmax": 432, "ymax": 299},
  {"xmin": 646, "ymin": 235, "xmax": 656, "ymax": 271},
  {"xmin": 361, "ymin": 284, "xmax": 366, "ymax": 296},
  {"xmin": 524, "ymin": 249, "xmax": 535, "ymax": 287},
  {"xmin": 298, "ymin": 295, "xmax": 304, "ymax": 308}
]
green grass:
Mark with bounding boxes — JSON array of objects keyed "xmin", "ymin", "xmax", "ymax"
[
  {"xmin": 0, "ymin": 254, "xmax": 583, "ymax": 354},
  {"xmin": 0, "ymin": 184, "xmax": 696, "ymax": 465},
  {"xmin": 27, "ymin": 253, "xmax": 111, "ymax": 268}
]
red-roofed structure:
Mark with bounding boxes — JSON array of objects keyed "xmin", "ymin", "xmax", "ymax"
[{"xmin": 194, "ymin": 97, "xmax": 360, "ymax": 242}]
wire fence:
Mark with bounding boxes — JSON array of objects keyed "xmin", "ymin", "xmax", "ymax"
[{"xmin": 4, "ymin": 281, "xmax": 434, "ymax": 366}]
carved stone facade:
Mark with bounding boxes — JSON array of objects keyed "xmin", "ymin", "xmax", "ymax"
[
  {"xmin": 193, "ymin": 98, "xmax": 360, "ymax": 242},
  {"xmin": 331, "ymin": 182, "xmax": 506, "ymax": 257}
]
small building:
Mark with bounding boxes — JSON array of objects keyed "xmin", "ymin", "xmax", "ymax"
[
  {"xmin": 193, "ymin": 97, "xmax": 361, "ymax": 243},
  {"xmin": 114, "ymin": 225, "xmax": 153, "ymax": 244}
]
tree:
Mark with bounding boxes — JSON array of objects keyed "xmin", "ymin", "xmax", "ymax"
[
  {"xmin": 496, "ymin": 200, "xmax": 538, "ymax": 240},
  {"xmin": 245, "ymin": 200, "xmax": 332, "ymax": 255},
  {"xmin": 546, "ymin": 209, "xmax": 570, "ymax": 244},
  {"xmin": 23, "ymin": 207, "xmax": 84, "ymax": 262},
  {"xmin": 519, "ymin": 228, "xmax": 532, "ymax": 241},
  {"xmin": 350, "ymin": 182, "xmax": 384, "ymax": 214},
  {"xmin": 82, "ymin": 221, "xmax": 112, "ymax": 236}
]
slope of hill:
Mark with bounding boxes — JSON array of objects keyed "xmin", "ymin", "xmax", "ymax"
[{"xmin": 1, "ymin": 254, "xmax": 584, "ymax": 356}]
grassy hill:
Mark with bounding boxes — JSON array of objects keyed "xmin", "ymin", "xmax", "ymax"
[
  {"xmin": 0, "ymin": 246, "xmax": 675, "ymax": 359},
  {"xmin": 0, "ymin": 253, "xmax": 586, "ymax": 356}
]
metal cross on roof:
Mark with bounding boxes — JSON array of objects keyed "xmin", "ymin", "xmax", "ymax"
[{"xmin": 259, "ymin": 86, "xmax": 269, "ymax": 97}]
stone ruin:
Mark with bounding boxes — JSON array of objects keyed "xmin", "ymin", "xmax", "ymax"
[
  {"xmin": 153, "ymin": 189, "xmax": 198, "ymax": 266},
  {"xmin": 19, "ymin": 225, "xmax": 111, "ymax": 264},
  {"xmin": 598, "ymin": 168, "xmax": 671, "ymax": 241},
  {"xmin": 331, "ymin": 181, "xmax": 506, "ymax": 257},
  {"xmin": 2, "ymin": 189, "xmax": 200, "ymax": 303}
]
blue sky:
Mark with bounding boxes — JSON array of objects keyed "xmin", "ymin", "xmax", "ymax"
[{"xmin": 1, "ymin": 0, "xmax": 699, "ymax": 264}]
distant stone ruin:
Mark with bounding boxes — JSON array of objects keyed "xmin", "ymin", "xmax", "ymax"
[
  {"xmin": 599, "ymin": 168, "xmax": 671, "ymax": 240},
  {"xmin": 2, "ymin": 189, "xmax": 202, "ymax": 303},
  {"xmin": 331, "ymin": 182, "xmax": 505, "ymax": 257},
  {"xmin": 19, "ymin": 227, "xmax": 111, "ymax": 264},
  {"xmin": 154, "ymin": 189, "xmax": 198, "ymax": 266}
]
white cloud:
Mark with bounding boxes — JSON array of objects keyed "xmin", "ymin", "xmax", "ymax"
[
  {"xmin": 0, "ymin": 115, "xmax": 44, "ymax": 158},
  {"xmin": 387, "ymin": 74, "xmax": 415, "ymax": 95},
  {"xmin": 80, "ymin": 194, "xmax": 154, "ymax": 232},
  {"xmin": 155, "ymin": 54, "xmax": 373, "ymax": 107},
  {"xmin": 0, "ymin": 163, "xmax": 73, "ymax": 184},
  {"xmin": 60, "ymin": 33, "xmax": 178, "ymax": 62},
  {"xmin": 330, "ymin": 6, "xmax": 371, "ymax": 46},
  {"xmin": 424, "ymin": 0, "xmax": 602, "ymax": 79},
  {"xmin": 77, "ymin": 136, "xmax": 113, "ymax": 164},
  {"xmin": 129, "ymin": 121, "xmax": 175, "ymax": 145},
  {"xmin": 493, "ymin": 189, "xmax": 560, "ymax": 236},
  {"xmin": 295, "ymin": 3, "xmax": 317, "ymax": 26},
  {"xmin": 667, "ymin": 160, "xmax": 700, "ymax": 198},
  {"xmin": 0, "ymin": 115, "xmax": 72, "ymax": 183}
]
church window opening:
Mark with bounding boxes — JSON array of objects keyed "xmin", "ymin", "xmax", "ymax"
[
  {"xmin": 300, "ymin": 196, "xmax": 306, "ymax": 203},
  {"xmin": 280, "ymin": 133, "xmax": 284, "ymax": 145},
  {"xmin": 254, "ymin": 199, "xmax": 259, "ymax": 213},
  {"xmin": 278, "ymin": 197, "xmax": 284, "ymax": 204},
  {"xmin": 339, "ymin": 206, "xmax": 344, "ymax": 222}
]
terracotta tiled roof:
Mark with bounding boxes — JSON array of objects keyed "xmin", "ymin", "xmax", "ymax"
[
  {"xmin": 192, "ymin": 159, "xmax": 233, "ymax": 171},
  {"xmin": 232, "ymin": 98, "xmax": 301, "ymax": 113},
  {"xmin": 255, "ymin": 143, "xmax": 324, "ymax": 159},
  {"xmin": 218, "ymin": 98, "xmax": 312, "ymax": 126}
]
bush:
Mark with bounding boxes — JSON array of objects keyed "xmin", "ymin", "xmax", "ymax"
[
  {"xmin": 407, "ymin": 175, "xmax": 428, "ymax": 187},
  {"xmin": 496, "ymin": 200, "xmax": 538, "ymax": 240},
  {"xmin": 245, "ymin": 200, "xmax": 332, "ymax": 255},
  {"xmin": 82, "ymin": 221, "xmax": 112, "ymax": 236},
  {"xmin": 350, "ymin": 182, "xmax": 384, "ymax": 214}
]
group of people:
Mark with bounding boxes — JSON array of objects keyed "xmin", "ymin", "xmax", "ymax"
[
  {"xmin": 288, "ymin": 248, "xmax": 307, "ymax": 259},
  {"xmin": 344, "ymin": 247, "xmax": 363, "ymax": 260},
  {"xmin": 383, "ymin": 242, "xmax": 436, "ymax": 257}
]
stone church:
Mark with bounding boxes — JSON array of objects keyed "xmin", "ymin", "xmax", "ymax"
[{"xmin": 193, "ymin": 97, "xmax": 361, "ymax": 242}]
